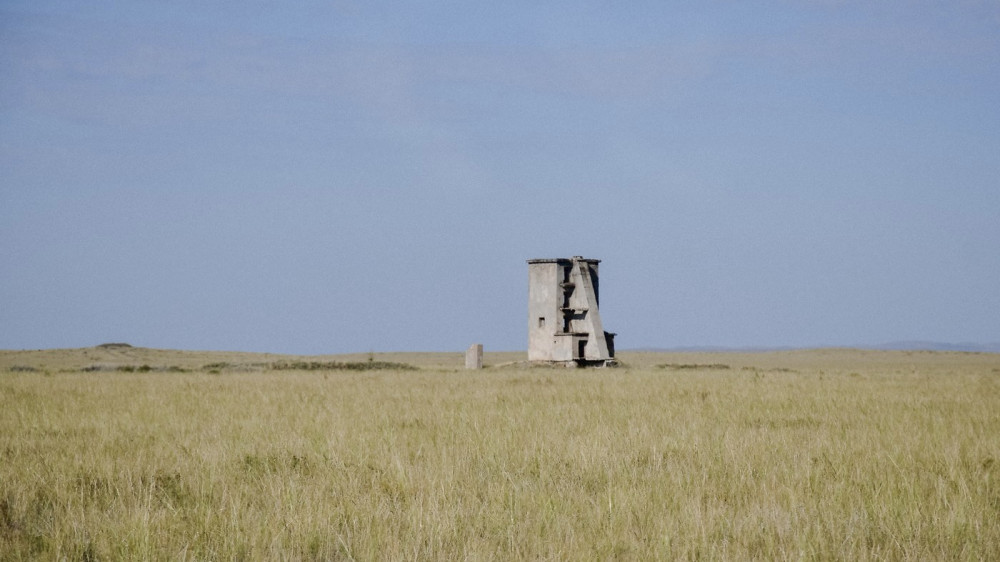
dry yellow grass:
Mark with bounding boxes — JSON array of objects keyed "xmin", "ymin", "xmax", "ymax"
[{"xmin": 1, "ymin": 347, "xmax": 998, "ymax": 560}]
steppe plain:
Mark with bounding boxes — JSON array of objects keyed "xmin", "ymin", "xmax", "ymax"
[{"xmin": 1, "ymin": 345, "xmax": 998, "ymax": 560}]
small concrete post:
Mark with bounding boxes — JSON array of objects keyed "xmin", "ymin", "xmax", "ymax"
[{"xmin": 465, "ymin": 343, "xmax": 483, "ymax": 369}]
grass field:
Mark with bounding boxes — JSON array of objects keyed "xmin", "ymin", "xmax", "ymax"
[{"xmin": 2, "ymin": 346, "xmax": 998, "ymax": 560}]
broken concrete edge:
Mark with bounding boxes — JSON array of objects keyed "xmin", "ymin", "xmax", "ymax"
[
  {"xmin": 526, "ymin": 257, "xmax": 601, "ymax": 265},
  {"xmin": 566, "ymin": 359, "xmax": 621, "ymax": 368}
]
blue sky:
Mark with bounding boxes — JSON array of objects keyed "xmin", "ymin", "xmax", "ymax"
[{"xmin": 2, "ymin": 1, "xmax": 998, "ymax": 353}]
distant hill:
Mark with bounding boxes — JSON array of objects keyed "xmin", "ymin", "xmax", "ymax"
[{"xmin": 868, "ymin": 341, "xmax": 1000, "ymax": 353}]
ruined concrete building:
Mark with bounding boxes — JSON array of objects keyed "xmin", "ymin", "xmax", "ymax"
[{"xmin": 527, "ymin": 257, "xmax": 616, "ymax": 366}]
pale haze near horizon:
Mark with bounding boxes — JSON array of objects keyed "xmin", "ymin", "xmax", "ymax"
[{"xmin": 2, "ymin": 1, "xmax": 998, "ymax": 354}]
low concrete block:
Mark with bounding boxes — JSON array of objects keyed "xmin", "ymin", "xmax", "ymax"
[{"xmin": 465, "ymin": 343, "xmax": 483, "ymax": 369}]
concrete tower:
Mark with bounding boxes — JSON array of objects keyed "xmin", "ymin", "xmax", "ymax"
[{"xmin": 527, "ymin": 257, "xmax": 616, "ymax": 366}]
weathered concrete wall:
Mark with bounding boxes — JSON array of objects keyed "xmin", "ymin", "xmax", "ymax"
[{"xmin": 527, "ymin": 261, "xmax": 562, "ymax": 361}]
